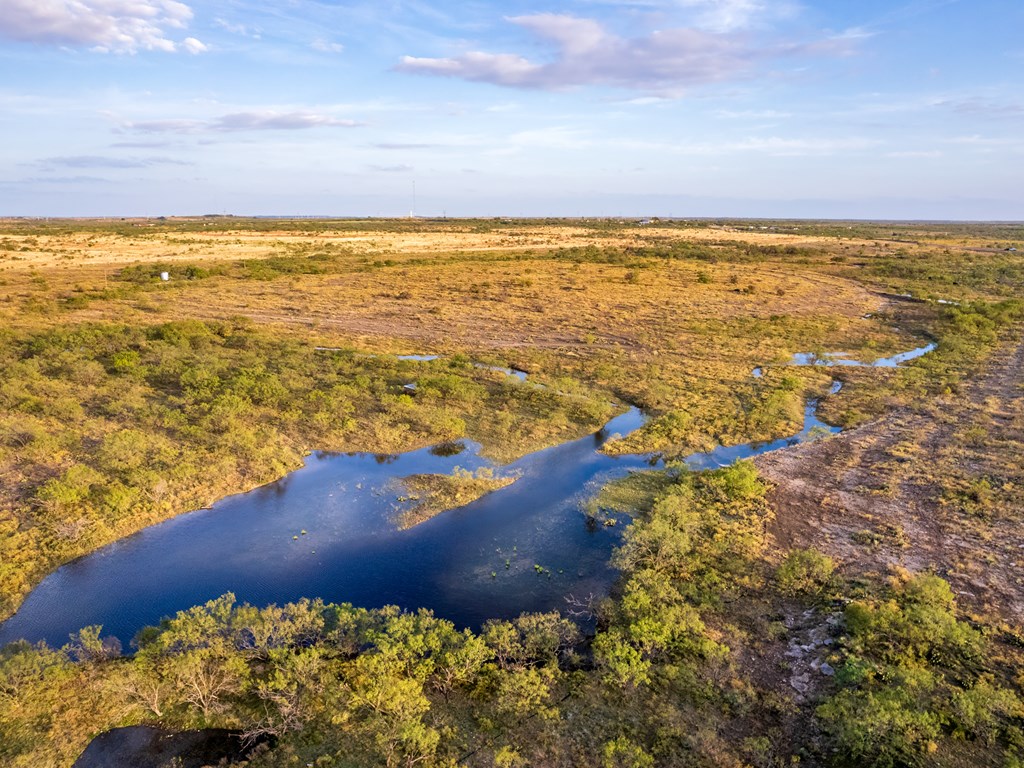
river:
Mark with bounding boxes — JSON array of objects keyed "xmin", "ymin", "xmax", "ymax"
[{"xmin": 0, "ymin": 346, "xmax": 932, "ymax": 648}]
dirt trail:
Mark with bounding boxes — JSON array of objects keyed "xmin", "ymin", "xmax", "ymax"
[{"xmin": 757, "ymin": 328, "xmax": 1024, "ymax": 620}]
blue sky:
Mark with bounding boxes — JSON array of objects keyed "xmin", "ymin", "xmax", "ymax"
[{"xmin": 0, "ymin": 0, "xmax": 1021, "ymax": 219}]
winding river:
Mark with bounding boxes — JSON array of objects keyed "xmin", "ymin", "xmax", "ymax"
[{"xmin": 0, "ymin": 346, "xmax": 933, "ymax": 648}]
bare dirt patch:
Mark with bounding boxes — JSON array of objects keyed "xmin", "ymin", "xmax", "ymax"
[{"xmin": 758, "ymin": 329, "xmax": 1024, "ymax": 621}]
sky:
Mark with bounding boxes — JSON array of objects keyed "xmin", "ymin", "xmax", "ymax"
[{"xmin": 0, "ymin": 0, "xmax": 1021, "ymax": 219}]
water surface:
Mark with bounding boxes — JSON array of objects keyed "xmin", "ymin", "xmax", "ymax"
[
  {"xmin": 0, "ymin": 409, "xmax": 648, "ymax": 647},
  {"xmin": 790, "ymin": 343, "xmax": 936, "ymax": 368}
]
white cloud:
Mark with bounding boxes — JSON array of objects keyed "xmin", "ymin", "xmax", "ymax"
[
  {"xmin": 181, "ymin": 36, "xmax": 206, "ymax": 54},
  {"xmin": 0, "ymin": 0, "xmax": 205, "ymax": 54},
  {"xmin": 311, "ymin": 38, "xmax": 344, "ymax": 54},
  {"xmin": 401, "ymin": 51, "xmax": 540, "ymax": 86},
  {"xmin": 397, "ymin": 13, "xmax": 853, "ymax": 96},
  {"xmin": 123, "ymin": 110, "xmax": 365, "ymax": 133}
]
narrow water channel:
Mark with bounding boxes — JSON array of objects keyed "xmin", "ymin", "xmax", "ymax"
[
  {"xmin": 0, "ymin": 348, "xmax": 928, "ymax": 649},
  {"xmin": 0, "ymin": 409, "xmax": 651, "ymax": 648}
]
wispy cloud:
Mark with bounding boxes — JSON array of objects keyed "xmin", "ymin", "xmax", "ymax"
[
  {"xmin": 123, "ymin": 111, "xmax": 365, "ymax": 134},
  {"xmin": 508, "ymin": 126, "xmax": 593, "ymax": 150},
  {"xmin": 311, "ymin": 38, "xmax": 345, "ymax": 54},
  {"xmin": 14, "ymin": 175, "xmax": 112, "ymax": 185},
  {"xmin": 109, "ymin": 140, "xmax": 179, "ymax": 149},
  {"xmin": 213, "ymin": 17, "xmax": 261, "ymax": 39},
  {"xmin": 940, "ymin": 135, "xmax": 1024, "ymax": 153},
  {"xmin": 715, "ymin": 108, "xmax": 792, "ymax": 119},
  {"xmin": 37, "ymin": 155, "xmax": 192, "ymax": 169},
  {"xmin": 615, "ymin": 96, "xmax": 675, "ymax": 106},
  {"xmin": 943, "ymin": 134, "xmax": 1020, "ymax": 145},
  {"xmin": 576, "ymin": 0, "xmax": 796, "ymax": 31},
  {"xmin": 397, "ymin": 13, "xmax": 856, "ymax": 96},
  {"xmin": 941, "ymin": 98, "xmax": 1024, "ymax": 119},
  {"xmin": 484, "ymin": 126, "xmax": 877, "ymax": 158},
  {"xmin": 369, "ymin": 164, "xmax": 414, "ymax": 172},
  {"xmin": 0, "ymin": 0, "xmax": 205, "ymax": 54},
  {"xmin": 212, "ymin": 112, "xmax": 362, "ymax": 131},
  {"xmin": 676, "ymin": 0, "xmax": 792, "ymax": 33},
  {"xmin": 372, "ymin": 142, "xmax": 441, "ymax": 149},
  {"xmin": 728, "ymin": 136, "xmax": 878, "ymax": 156}
]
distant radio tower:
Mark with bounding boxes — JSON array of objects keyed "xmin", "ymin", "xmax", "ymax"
[{"xmin": 410, "ymin": 180, "xmax": 417, "ymax": 218}]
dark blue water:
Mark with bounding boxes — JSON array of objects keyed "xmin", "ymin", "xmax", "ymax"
[
  {"xmin": 0, "ymin": 409, "xmax": 652, "ymax": 648},
  {"xmin": 1, "ymin": 347, "xmax": 912, "ymax": 650}
]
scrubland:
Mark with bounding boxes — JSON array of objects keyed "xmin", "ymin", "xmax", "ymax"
[{"xmin": 1, "ymin": 216, "xmax": 1023, "ymax": 767}]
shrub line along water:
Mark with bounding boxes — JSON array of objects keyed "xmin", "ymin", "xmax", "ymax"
[{"xmin": 0, "ymin": 346, "xmax": 933, "ymax": 648}]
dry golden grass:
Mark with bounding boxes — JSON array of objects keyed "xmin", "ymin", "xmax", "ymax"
[
  {"xmin": 0, "ymin": 220, "xmax": 857, "ymax": 271},
  {"xmin": 0, "ymin": 219, "xmax": 927, "ymax": 452}
]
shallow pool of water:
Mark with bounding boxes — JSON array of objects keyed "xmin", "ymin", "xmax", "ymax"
[{"xmin": 790, "ymin": 343, "xmax": 936, "ymax": 368}]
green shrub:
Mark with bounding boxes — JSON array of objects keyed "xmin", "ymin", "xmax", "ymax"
[
  {"xmin": 817, "ymin": 687, "xmax": 942, "ymax": 767},
  {"xmin": 776, "ymin": 548, "xmax": 835, "ymax": 596},
  {"xmin": 602, "ymin": 737, "xmax": 655, "ymax": 768}
]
